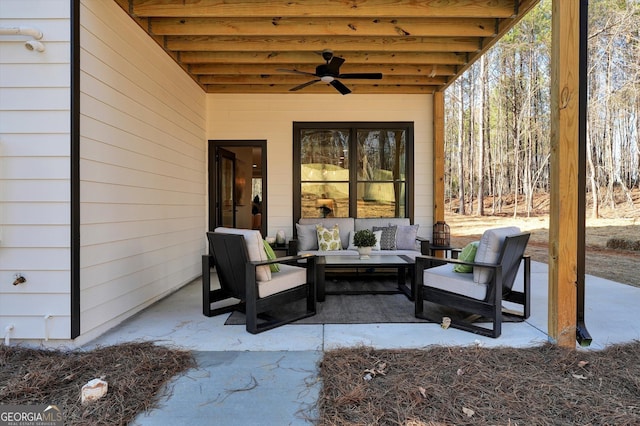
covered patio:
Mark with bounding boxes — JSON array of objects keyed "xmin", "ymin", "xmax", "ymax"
[
  {"xmin": 0, "ymin": 0, "xmax": 591, "ymax": 349},
  {"xmin": 112, "ymin": 0, "xmax": 588, "ymax": 347}
]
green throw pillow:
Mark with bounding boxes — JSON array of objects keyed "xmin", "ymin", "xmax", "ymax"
[
  {"xmin": 263, "ymin": 240, "xmax": 280, "ymax": 272},
  {"xmin": 453, "ymin": 241, "xmax": 479, "ymax": 273}
]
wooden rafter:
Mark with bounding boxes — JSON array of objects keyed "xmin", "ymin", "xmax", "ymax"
[
  {"xmin": 188, "ymin": 63, "xmax": 458, "ymax": 76},
  {"xmin": 131, "ymin": 0, "xmax": 517, "ymax": 19},
  {"xmin": 149, "ymin": 17, "xmax": 498, "ymax": 37},
  {"xmin": 165, "ymin": 36, "xmax": 482, "ymax": 53},
  {"xmin": 179, "ymin": 51, "xmax": 466, "ymax": 66},
  {"xmin": 198, "ymin": 75, "xmax": 447, "ymax": 85}
]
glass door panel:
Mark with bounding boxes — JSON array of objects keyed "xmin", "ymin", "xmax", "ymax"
[{"xmin": 217, "ymin": 148, "xmax": 236, "ymax": 227}]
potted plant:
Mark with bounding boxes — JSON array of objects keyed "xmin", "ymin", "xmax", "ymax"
[{"xmin": 353, "ymin": 229, "xmax": 377, "ymax": 259}]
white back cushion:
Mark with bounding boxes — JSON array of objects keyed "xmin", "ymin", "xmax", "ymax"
[
  {"xmin": 355, "ymin": 218, "xmax": 411, "ymax": 231},
  {"xmin": 214, "ymin": 227, "xmax": 271, "ymax": 281},
  {"xmin": 473, "ymin": 226, "xmax": 520, "ymax": 284},
  {"xmin": 296, "ymin": 223, "xmax": 319, "ymax": 251},
  {"xmin": 299, "ymin": 217, "xmax": 354, "ymax": 249}
]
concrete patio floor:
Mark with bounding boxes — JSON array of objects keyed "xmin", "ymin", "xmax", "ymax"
[{"xmin": 87, "ymin": 261, "xmax": 640, "ymax": 425}]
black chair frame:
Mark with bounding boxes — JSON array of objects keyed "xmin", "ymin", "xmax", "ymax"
[
  {"xmin": 202, "ymin": 231, "xmax": 317, "ymax": 334},
  {"xmin": 414, "ymin": 232, "xmax": 531, "ymax": 338}
]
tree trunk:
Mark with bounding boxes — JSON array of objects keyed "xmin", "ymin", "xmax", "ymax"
[
  {"xmin": 476, "ymin": 56, "xmax": 486, "ymax": 216},
  {"xmin": 457, "ymin": 81, "xmax": 466, "ymax": 214},
  {"xmin": 587, "ymin": 146, "xmax": 599, "ymax": 219}
]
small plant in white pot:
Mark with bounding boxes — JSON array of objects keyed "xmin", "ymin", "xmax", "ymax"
[{"xmin": 353, "ymin": 229, "xmax": 377, "ymax": 259}]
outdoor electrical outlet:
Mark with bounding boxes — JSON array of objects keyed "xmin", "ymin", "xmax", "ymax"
[{"xmin": 13, "ymin": 273, "xmax": 26, "ymax": 285}]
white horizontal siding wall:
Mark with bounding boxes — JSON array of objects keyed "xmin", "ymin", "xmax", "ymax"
[
  {"xmin": 0, "ymin": 0, "xmax": 72, "ymax": 341},
  {"xmin": 78, "ymin": 0, "xmax": 206, "ymax": 343},
  {"xmin": 207, "ymin": 94, "xmax": 434, "ymax": 239}
]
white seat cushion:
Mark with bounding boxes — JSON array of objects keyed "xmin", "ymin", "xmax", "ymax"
[
  {"xmin": 423, "ymin": 263, "xmax": 487, "ymax": 300},
  {"xmin": 473, "ymin": 227, "xmax": 520, "ymax": 284},
  {"xmin": 258, "ymin": 264, "xmax": 307, "ymax": 298},
  {"xmin": 214, "ymin": 227, "xmax": 271, "ymax": 282}
]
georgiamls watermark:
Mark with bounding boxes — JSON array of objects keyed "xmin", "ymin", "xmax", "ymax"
[{"xmin": 0, "ymin": 405, "xmax": 63, "ymax": 426}]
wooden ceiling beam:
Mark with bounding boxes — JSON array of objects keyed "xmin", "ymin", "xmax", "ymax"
[
  {"xmin": 188, "ymin": 63, "xmax": 459, "ymax": 76},
  {"xmin": 203, "ymin": 83, "xmax": 437, "ymax": 94},
  {"xmin": 179, "ymin": 51, "xmax": 467, "ymax": 66},
  {"xmin": 166, "ymin": 36, "xmax": 482, "ymax": 53},
  {"xmin": 150, "ymin": 17, "xmax": 497, "ymax": 37},
  {"xmin": 132, "ymin": 0, "xmax": 516, "ymax": 19},
  {"xmin": 198, "ymin": 74, "xmax": 448, "ymax": 85}
]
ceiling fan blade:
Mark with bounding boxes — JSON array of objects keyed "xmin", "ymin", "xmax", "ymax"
[
  {"xmin": 277, "ymin": 68, "xmax": 318, "ymax": 77},
  {"xmin": 326, "ymin": 56, "xmax": 345, "ymax": 74},
  {"xmin": 330, "ymin": 79, "xmax": 351, "ymax": 95},
  {"xmin": 338, "ymin": 73, "xmax": 383, "ymax": 79},
  {"xmin": 289, "ymin": 79, "xmax": 321, "ymax": 91}
]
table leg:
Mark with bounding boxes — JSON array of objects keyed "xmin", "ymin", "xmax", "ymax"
[
  {"xmin": 396, "ymin": 266, "xmax": 405, "ymax": 288},
  {"xmin": 396, "ymin": 264, "xmax": 415, "ymax": 300},
  {"xmin": 316, "ymin": 258, "xmax": 326, "ymax": 302}
]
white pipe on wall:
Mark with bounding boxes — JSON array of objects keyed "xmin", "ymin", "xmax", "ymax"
[
  {"xmin": 44, "ymin": 315, "xmax": 52, "ymax": 341},
  {"xmin": 0, "ymin": 26, "xmax": 43, "ymax": 39},
  {"xmin": 24, "ymin": 40, "xmax": 45, "ymax": 52},
  {"xmin": 0, "ymin": 26, "xmax": 45, "ymax": 52},
  {"xmin": 4, "ymin": 325, "xmax": 14, "ymax": 346}
]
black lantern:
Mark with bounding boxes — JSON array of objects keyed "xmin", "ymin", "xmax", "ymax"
[{"xmin": 432, "ymin": 221, "xmax": 450, "ymax": 247}]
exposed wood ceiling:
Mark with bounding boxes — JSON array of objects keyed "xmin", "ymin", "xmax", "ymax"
[{"xmin": 115, "ymin": 0, "xmax": 539, "ymax": 95}]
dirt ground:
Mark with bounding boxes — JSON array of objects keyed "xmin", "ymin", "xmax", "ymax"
[{"xmin": 444, "ymin": 192, "xmax": 640, "ymax": 288}]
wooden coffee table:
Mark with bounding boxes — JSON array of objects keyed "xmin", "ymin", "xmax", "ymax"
[{"xmin": 315, "ymin": 254, "xmax": 415, "ymax": 302}]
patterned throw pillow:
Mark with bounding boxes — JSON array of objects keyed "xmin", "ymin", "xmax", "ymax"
[
  {"xmin": 262, "ymin": 240, "xmax": 280, "ymax": 272},
  {"xmin": 373, "ymin": 225, "xmax": 397, "ymax": 250},
  {"xmin": 316, "ymin": 224, "xmax": 342, "ymax": 251},
  {"xmin": 453, "ymin": 241, "xmax": 478, "ymax": 273}
]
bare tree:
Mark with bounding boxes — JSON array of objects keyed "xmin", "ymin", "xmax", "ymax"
[{"xmin": 443, "ymin": 0, "xmax": 639, "ymax": 216}]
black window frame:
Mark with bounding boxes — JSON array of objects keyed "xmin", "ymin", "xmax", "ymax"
[{"xmin": 293, "ymin": 121, "xmax": 414, "ymax": 224}]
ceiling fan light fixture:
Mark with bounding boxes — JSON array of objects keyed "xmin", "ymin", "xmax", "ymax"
[{"xmin": 320, "ymin": 76, "xmax": 334, "ymax": 83}]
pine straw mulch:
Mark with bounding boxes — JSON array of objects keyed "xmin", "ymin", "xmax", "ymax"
[
  {"xmin": 0, "ymin": 342, "xmax": 194, "ymax": 425},
  {"xmin": 319, "ymin": 341, "xmax": 640, "ymax": 425}
]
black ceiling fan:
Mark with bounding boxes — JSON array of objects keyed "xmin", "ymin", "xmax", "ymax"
[{"xmin": 277, "ymin": 50, "xmax": 383, "ymax": 95}]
